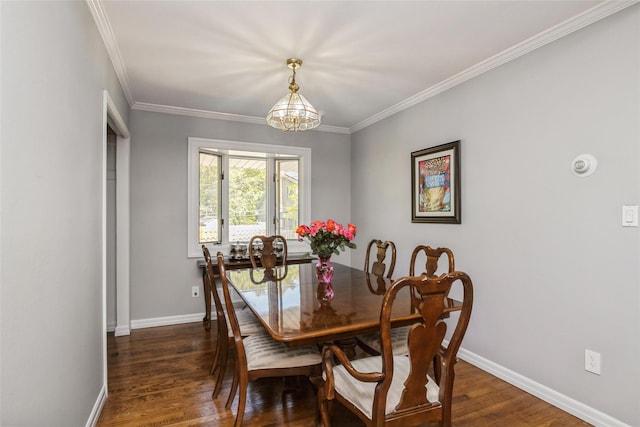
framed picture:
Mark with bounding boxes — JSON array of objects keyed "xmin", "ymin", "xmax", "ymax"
[{"xmin": 411, "ymin": 140, "xmax": 461, "ymax": 223}]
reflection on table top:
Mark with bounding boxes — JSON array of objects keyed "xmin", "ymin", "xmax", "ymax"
[
  {"xmin": 226, "ymin": 262, "xmax": 420, "ymax": 348},
  {"xmin": 197, "ymin": 252, "xmax": 314, "ymax": 272}
]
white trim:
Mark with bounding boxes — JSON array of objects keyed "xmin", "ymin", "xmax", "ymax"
[
  {"xmin": 101, "ymin": 94, "xmax": 108, "ymax": 398},
  {"xmin": 132, "ymin": 102, "xmax": 351, "ymax": 134},
  {"xmin": 85, "ymin": 385, "xmax": 107, "ymax": 427},
  {"xmin": 0, "ymin": 2, "xmax": 3, "ymax": 424},
  {"xmin": 123, "ymin": 311, "xmax": 631, "ymax": 426},
  {"xmin": 86, "ymin": 0, "xmax": 135, "ymax": 106},
  {"xmin": 458, "ymin": 347, "xmax": 631, "ymax": 427},
  {"xmin": 187, "ymin": 137, "xmax": 312, "ymax": 258},
  {"xmin": 114, "ymin": 325, "xmax": 130, "ymax": 337},
  {"xmin": 101, "ymin": 90, "xmax": 131, "ymax": 424},
  {"xmin": 349, "ymin": 0, "xmax": 638, "ymax": 133},
  {"xmin": 123, "ymin": 312, "xmax": 632, "ymax": 426},
  {"xmin": 88, "ymin": 0, "xmax": 635, "ymax": 134},
  {"xmin": 131, "ymin": 313, "xmax": 210, "ymax": 330},
  {"xmin": 106, "ymin": 93, "xmax": 130, "ymax": 138},
  {"xmin": 104, "ymin": 92, "xmax": 131, "ymax": 340},
  {"xmin": 114, "ymin": 133, "xmax": 131, "ymax": 338}
]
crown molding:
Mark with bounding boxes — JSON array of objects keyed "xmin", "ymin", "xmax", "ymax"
[
  {"xmin": 132, "ymin": 102, "xmax": 351, "ymax": 134},
  {"xmin": 350, "ymin": 0, "xmax": 638, "ymax": 133},
  {"xmin": 86, "ymin": 0, "xmax": 135, "ymax": 106},
  {"xmin": 89, "ymin": 0, "xmax": 636, "ymax": 134}
]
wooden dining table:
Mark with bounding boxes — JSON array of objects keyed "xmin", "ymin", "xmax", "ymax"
[
  {"xmin": 225, "ymin": 262, "xmax": 424, "ymax": 358},
  {"xmin": 197, "ymin": 253, "xmax": 314, "ymax": 331}
]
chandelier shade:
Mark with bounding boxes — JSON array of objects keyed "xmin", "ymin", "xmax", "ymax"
[{"xmin": 266, "ymin": 58, "xmax": 321, "ymax": 131}]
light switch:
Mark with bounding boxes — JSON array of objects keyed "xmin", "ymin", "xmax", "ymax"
[{"xmin": 622, "ymin": 205, "xmax": 638, "ymax": 227}]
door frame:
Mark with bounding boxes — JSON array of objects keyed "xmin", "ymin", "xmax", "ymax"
[{"xmin": 102, "ymin": 90, "xmax": 131, "ymax": 390}]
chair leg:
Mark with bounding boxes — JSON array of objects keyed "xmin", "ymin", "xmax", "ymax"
[
  {"xmin": 234, "ymin": 378, "xmax": 247, "ymax": 427},
  {"xmin": 212, "ymin": 345, "xmax": 228, "ymax": 399},
  {"xmin": 209, "ymin": 350, "xmax": 219, "ymax": 375},
  {"xmin": 209, "ymin": 333, "xmax": 221, "ymax": 375},
  {"xmin": 226, "ymin": 364, "xmax": 239, "ymax": 409},
  {"xmin": 317, "ymin": 384, "xmax": 330, "ymax": 427}
]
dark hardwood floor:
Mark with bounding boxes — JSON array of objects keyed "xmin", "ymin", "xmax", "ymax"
[{"xmin": 97, "ymin": 322, "xmax": 590, "ymax": 427}]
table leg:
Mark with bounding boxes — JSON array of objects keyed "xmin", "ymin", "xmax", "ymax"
[
  {"xmin": 202, "ymin": 271, "xmax": 211, "ymax": 331},
  {"xmin": 333, "ymin": 337, "xmax": 357, "ymax": 360}
]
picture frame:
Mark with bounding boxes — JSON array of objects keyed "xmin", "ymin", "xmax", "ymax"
[{"xmin": 411, "ymin": 140, "xmax": 461, "ymax": 224}]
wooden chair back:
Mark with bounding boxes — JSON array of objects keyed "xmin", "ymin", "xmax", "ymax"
[
  {"xmin": 216, "ymin": 251, "xmax": 321, "ymax": 426},
  {"xmin": 201, "ymin": 245, "xmax": 230, "ymax": 398},
  {"xmin": 409, "ymin": 245, "xmax": 455, "ymax": 277},
  {"xmin": 320, "ymin": 271, "xmax": 473, "ymax": 427},
  {"xmin": 364, "ymin": 239, "xmax": 397, "ymax": 278},
  {"xmin": 216, "ymin": 252, "xmax": 247, "ymax": 359},
  {"xmin": 248, "ymin": 235, "xmax": 288, "ymax": 269},
  {"xmin": 377, "ymin": 272, "xmax": 473, "ymax": 425},
  {"xmin": 202, "ymin": 246, "xmax": 228, "ymax": 340}
]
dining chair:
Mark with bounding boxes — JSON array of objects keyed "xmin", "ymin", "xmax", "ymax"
[
  {"xmin": 216, "ymin": 251, "xmax": 322, "ymax": 427},
  {"xmin": 248, "ymin": 234, "xmax": 288, "ymax": 269},
  {"xmin": 409, "ymin": 245, "xmax": 455, "ymax": 276},
  {"xmin": 356, "ymin": 239, "xmax": 396, "ymax": 353},
  {"xmin": 201, "ymin": 246, "xmax": 262, "ymax": 399},
  {"xmin": 363, "ymin": 239, "xmax": 397, "ymax": 295},
  {"xmin": 318, "ymin": 271, "xmax": 473, "ymax": 427},
  {"xmin": 358, "ymin": 245, "xmax": 456, "ymax": 356}
]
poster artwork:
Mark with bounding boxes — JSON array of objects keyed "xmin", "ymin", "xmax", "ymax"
[{"xmin": 418, "ymin": 154, "xmax": 451, "ymax": 213}]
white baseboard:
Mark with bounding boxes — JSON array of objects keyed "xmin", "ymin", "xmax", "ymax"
[
  {"xmin": 107, "ymin": 321, "xmax": 131, "ymax": 336},
  {"xmin": 458, "ymin": 347, "xmax": 629, "ymax": 427},
  {"xmin": 120, "ymin": 314, "xmax": 629, "ymax": 426},
  {"xmin": 114, "ymin": 325, "xmax": 130, "ymax": 336},
  {"xmin": 131, "ymin": 312, "xmax": 212, "ymax": 330},
  {"xmin": 86, "ymin": 385, "xmax": 107, "ymax": 427}
]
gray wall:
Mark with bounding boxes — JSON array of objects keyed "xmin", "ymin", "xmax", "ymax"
[
  {"xmin": 0, "ymin": 1, "xmax": 129, "ymax": 426},
  {"xmin": 351, "ymin": 6, "xmax": 639, "ymax": 425},
  {"xmin": 129, "ymin": 111, "xmax": 351, "ymax": 322},
  {"xmin": 2, "ymin": 1, "xmax": 636, "ymax": 425}
]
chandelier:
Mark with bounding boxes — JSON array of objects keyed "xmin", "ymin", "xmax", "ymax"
[{"xmin": 266, "ymin": 58, "xmax": 321, "ymax": 131}]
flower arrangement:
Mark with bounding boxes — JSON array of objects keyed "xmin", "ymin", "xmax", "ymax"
[{"xmin": 296, "ymin": 219, "xmax": 357, "ymax": 259}]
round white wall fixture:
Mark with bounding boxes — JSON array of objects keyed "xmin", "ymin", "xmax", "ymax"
[{"xmin": 571, "ymin": 154, "xmax": 597, "ymax": 177}]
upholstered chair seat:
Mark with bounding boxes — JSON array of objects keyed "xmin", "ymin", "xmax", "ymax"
[
  {"xmin": 328, "ymin": 355, "xmax": 439, "ymax": 419},
  {"xmin": 243, "ymin": 332, "xmax": 321, "ymax": 370},
  {"xmin": 225, "ymin": 307, "xmax": 262, "ymax": 337}
]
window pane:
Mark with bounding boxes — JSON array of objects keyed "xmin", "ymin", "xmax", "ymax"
[
  {"xmin": 277, "ymin": 159, "xmax": 299, "ymax": 239},
  {"xmin": 199, "ymin": 152, "xmax": 221, "ymax": 243},
  {"xmin": 229, "ymin": 157, "xmax": 266, "ymax": 242}
]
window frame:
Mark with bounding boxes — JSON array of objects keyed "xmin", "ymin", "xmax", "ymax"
[{"xmin": 187, "ymin": 137, "xmax": 311, "ymax": 258}]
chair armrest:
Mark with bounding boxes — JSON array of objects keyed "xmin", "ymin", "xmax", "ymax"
[{"xmin": 322, "ymin": 344, "xmax": 384, "ymax": 385}]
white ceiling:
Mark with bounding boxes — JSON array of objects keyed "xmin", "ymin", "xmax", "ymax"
[{"xmin": 92, "ymin": 0, "xmax": 633, "ymax": 133}]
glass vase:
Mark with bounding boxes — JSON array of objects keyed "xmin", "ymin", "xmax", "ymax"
[
  {"xmin": 316, "ymin": 255, "xmax": 334, "ymax": 284},
  {"xmin": 316, "ymin": 282, "xmax": 334, "ymax": 302}
]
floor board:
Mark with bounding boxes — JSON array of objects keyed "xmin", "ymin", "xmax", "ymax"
[{"xmin": 97, "ymin": 322, "xmax": 590, "ymax": 426}]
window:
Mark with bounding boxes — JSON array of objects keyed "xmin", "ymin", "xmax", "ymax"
[{"xmin": 188, "ymin": 138, "xmax": 311, "ymax": 257}]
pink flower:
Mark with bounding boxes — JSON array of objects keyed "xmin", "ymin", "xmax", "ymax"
[{"xmin": 296, "ymin": 219, "xmax": 358, "ymax": 258}]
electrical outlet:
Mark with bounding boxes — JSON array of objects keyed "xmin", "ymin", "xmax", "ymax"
[
  {"xmin": 192, "ymin": 286, "xmax": 200, "ymax": 298},
  {"xmin": 585, "ymin": 349, "xmax": 601, "ymax": 375}
]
